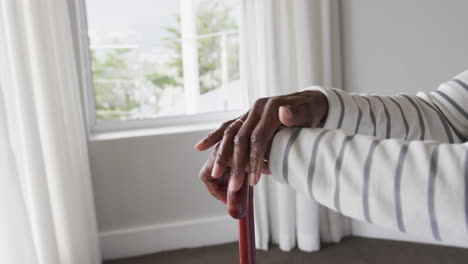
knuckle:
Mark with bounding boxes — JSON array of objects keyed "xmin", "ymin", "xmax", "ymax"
[
  {"xmin": 199, "ymin": 168, "xmax": 208, "ymax": 180},
  {"xmin": 249, "ymin": 159, "xmax": 258, "ymax": 171},
  {"xmin": 223, "ymin": 129, "xmax": 231, "ymax": 137},
  {"xmin": 230, "ymin": 167, "xmax": 241, "ymax": 175},
  {"xmin": 251, "ymin": 130, "xmax": 265, "ymax": 144},
  {"xmin": 254, "ymin": 97, "xmax": 269, "ymax": 106},
  {"xmin": 221, "ymin": 120, "xmax": 232, "ymax": 128},
  {"xmin": 215, "ymin": 151, "xmax": 228, "ymax": 164},
  {"xmin": 199, "ymin": 174, "xmax": 207, "ymax": 182},
  {"xmin": 266, "ymin": 97, "xmax": 280, "ymax": 107},
  {"xmin": 223, "ymin": 125, "xmax": 236, "ymax": 136},
  {"xmin": 234, "ymin": 133, "xmax": 248, "ymax": 145}
]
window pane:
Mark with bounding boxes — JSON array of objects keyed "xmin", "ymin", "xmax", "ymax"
[{"xmin": 85, "ymin": 0, "xmax": 241, "ymax": 122}]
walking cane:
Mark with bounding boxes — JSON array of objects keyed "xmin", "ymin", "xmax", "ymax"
[{"xmin": 238, "ymin": 186, "xmax": 256, "ymax": 264}]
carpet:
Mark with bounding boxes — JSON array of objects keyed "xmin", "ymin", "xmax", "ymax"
[{"xmin": 104, "ymin": 237, "xmax": 468, "ymax": 264}]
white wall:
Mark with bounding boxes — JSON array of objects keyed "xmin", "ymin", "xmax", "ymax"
[
  {"xmin": 340, "ymin": 0, "xmax": 468, "ymax": 95},
  {"xmin": 340, "ymin": 0, "xmax": 468, "ymax": 247},
  {"xmin": 89, "ymin": 129, "xmax": 237, "ymax": 259}
]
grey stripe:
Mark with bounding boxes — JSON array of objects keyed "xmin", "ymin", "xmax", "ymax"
[
  {"xmin": 395, "ymin": 144, "xmax": 409, "ymax": 232},
  {"xmin": 334, "ymin": 135, "xmax": 354, "ymax": 213},
  {"xmin": 429, "ymin": 100, "xmax": 467, "ymax": 142},
  {"xmin": 363, "ymin": 140, "xmax": 381, "ymax": 223},
  {"xmin": 401, "ymin": 95, "xmax": 425, "ymax": 140},
  {"xmin": 440, "ymin": 117, "xmax": 467, "ymax": 142},
  {"xmin": 374, "ymin": 96, "xmax": 391, "ymax": 138},
  {"xmin": 307, "ymin": 129, "xmax": 331, "ymax": 199},
  {"xmin": 446, "ymin": 120, "xmax": 467, "ymax": 142},
  {"xmin": 417, "ymin": 98, "xmax": 454, "ymax": 143},
  {"xmin": 465, "ymin": 150, "xmax": 468, "ymax": 233},
  {"xmin": 428, "ymin": 145, "xmax": 441, "ymax": 241},
  {"xmin": 331, "ymin": 89, "xmax": 345, "ymax": 129},
  {"xmin": 363, "ymin": 97, "xmax": 377, "ymax": 137},
  {"xmin": 282, "ymin": 128, "xmax": 302, "ymax": 184},
  {"xmin": 351, "ymin": 95, "xmax": 363, "ymax": 134},
  {"xmin": 434, "ymin": 90, "xmax": 468, "ymax": 120},
  {"xmin": 452, "ymin": 78, "xmax": 468, "ymax": 92},
  {"xmin": 389, "ymin": 97, "xmax": 409, "ymax": 140}
]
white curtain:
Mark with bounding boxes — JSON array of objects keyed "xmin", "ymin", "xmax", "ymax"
[
  {"xmin": 0, "ymin": 0, "xmax": 101, "ymax": 263},
  {"xmin": 240, "ymin": 0, "xmax": 351, "ymax": 251}
]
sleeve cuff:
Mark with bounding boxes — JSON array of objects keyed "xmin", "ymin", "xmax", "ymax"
[
  {"xmin": 268, "ymin": 128, "xmax": 290, "ymax": 184},
  {"xmin": 452, "ymin": 70, "xmax": 468, "ymax": 86},
  {"xmin": 301, "ymin": 86, "xmax": 347, "ymax": 130}
]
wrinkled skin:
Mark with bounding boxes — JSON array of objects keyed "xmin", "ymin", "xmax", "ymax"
[
  {"xmin": 196, "ymin": 90, "xmax": 328, "ymax": 218},
  {"xmin": 198, "ymin": 143, "xmax": 269, "ymax": 218}
]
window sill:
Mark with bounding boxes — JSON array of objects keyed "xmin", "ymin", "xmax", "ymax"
[
  {"xmin": 89, "ymin": 121, "xmax": 222, "ymax": 141},
  {"xmin": 87, "ymin": 110, "xmax": 243, "ymax": 141}
]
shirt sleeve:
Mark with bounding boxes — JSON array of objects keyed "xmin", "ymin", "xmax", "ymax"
[
  {"xmin": 269, "ymin": 127, "xmax": 468, "ymax": 243},
  {"xmin": 307, "ymin": 70, "xmax": 468, "ymax": 143},
  {"xmin": 268, "ymin": 70, "xmax": 468, "ymax": 242}
]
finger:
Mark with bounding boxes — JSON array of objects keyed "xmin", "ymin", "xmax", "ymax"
[
  {"xmin": 199, "ymin": 152, "xmax": 228, "ymax": 203},
  {"xmin": 201, "ymin": 171, "xmax": 229, "ymax": 204},
  {"xmin": 250, "ymin": 156, "xmax": 269, "ymax": 185},
  {"xmin": 199, "ymin": 144, "xmax": 230, "ymax": 203},
  {"xmin": 228, "ymin": 98, "xmax": 267, "ymax": 192},
  {"xmin": 194, "ymin": 113, "xmax": 246, "ymax": 151},
  {"xmin": 248, "ymin": 97, "xmax": 287, "ymax": 185},
  {"xmin": 212, "ymin": 119, "xmax": 244, "ymax": 178},
  {"xmin": 227, "ymin": 172, "xmax": 249, "ymax": 219},
  {"xmin": 194, "ymin": 119, "xmax": 235, "ymax": 151},
  {"xmin": 228, "ymin": 142, "xmax": 248, "ymax": 193}
]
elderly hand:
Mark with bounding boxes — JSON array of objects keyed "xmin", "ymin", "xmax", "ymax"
[
  {"xmin": 199, "ymin": 142, "xmax": 272, "ymax": 218},
  {"xmin": 195, "ymin": 90, "xmax": 328, "ymax": 195},
  {"xmin": 198, "ymin": 143, "xmax": 245, "ymax": 218}
]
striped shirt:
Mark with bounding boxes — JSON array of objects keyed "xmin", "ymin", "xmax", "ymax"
[{"xmin": 269, "ymin": 70, "xmax": 468, "ymax": 242}]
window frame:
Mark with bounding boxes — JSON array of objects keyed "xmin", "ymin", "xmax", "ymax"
[{"xmin": 73, "ymin": 0, "xmax": 245, "ymax": 134}]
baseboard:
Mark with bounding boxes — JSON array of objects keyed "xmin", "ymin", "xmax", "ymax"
[
  {"xmin": 351, "ymin": 220, "xmax": 468, "ymax": 249},
  {"xmin": 99, "ymin": 215, "xmax": 238, "ymax": 260}
]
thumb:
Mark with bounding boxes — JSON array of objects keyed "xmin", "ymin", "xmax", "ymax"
[{"xmin": 279, "ymin": 104, "xmax": 318, "ymax": 127}]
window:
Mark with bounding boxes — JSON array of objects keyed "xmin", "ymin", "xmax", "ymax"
[{"xmin": 82, "ymin": 0, "xmax": 243, "ymax": 131}]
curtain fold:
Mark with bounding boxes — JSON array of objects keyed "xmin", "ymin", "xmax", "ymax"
[
  {"xmin": 240, "ymin": 0, "xmax": 351, "ymax": 252},
  {"xmin": 0, "ymin": 0, "xmax": 101, "ymax": 263}
]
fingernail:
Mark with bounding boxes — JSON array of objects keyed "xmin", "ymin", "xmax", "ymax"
[
  {"xmin": 249, "ymin": 172, "xmax": 256, "ymax": 186},
  {"xmin": 228, "ymin": 177, "xmax": 238, "ymax": 192},
  {"xmin": 212, "ymin": 164, "xmax": 222, "ymax": 178},
  {"xmin": 194, "ymin": 140, "xmax": 203, "ymax": 149},
  {"xmin": 254, "ymin": 173, "xmax": 261, "ymax": 185},
  {"xmin": 280, "ymin": 106, "xmax": 292, "ymax": 119}
]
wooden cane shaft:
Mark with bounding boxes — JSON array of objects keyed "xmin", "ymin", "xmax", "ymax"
[{"xmin": 238, "ymin": 187, "xmax": 256, "ymax": 264}]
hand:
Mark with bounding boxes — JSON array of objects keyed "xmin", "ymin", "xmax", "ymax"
[
  {"xmin": 195, "ymin": 90, "xmax": 328, "ymax": 193},
  {"xmin": 199, "ymin": 143, "xmax": 251, "ymax": 218}
]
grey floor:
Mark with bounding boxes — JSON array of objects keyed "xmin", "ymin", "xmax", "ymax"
[{"xmin": 104, "ymin": 237, "xmax": 468, "ymax": 264}]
